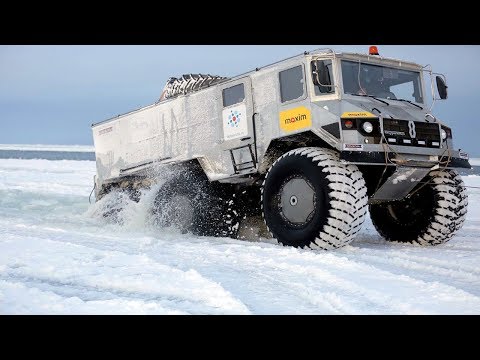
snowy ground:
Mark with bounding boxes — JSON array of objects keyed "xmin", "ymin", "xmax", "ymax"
[{"xmin": 0, "ymin": 158, "xmax": 479, "ymax": 314}]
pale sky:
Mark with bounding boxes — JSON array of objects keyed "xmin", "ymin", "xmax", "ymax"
[{"xmin": 0, "ymin": 45, "xmax": 479, "ymax": 156}]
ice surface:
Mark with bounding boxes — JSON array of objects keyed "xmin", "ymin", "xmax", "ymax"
[
  {"xmin": 1, "ymin": 158, "xmax": 479, "ymax": 314},
  {"xmin": 0, "ymin": 144, "xmax": 94, "ymax": 152},
  {"xmin": 470, "ymin": 158, "xmax": 480, "ymax": 166}
]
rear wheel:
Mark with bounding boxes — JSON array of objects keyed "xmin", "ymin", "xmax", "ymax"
[
  {"xmin": 369, "ymin": 169, "xmax": 468, "ymax": 245},
  {"xmin": 261, "ymin": 147, "xmax": 368, "ymax": 250},
  {"xmin": 98, "ymin": 185, "xmax": 135, "ymax": 224},
  {"xmin": 152, "ymin": 177, "xmax": 239, "ymax": 237}
]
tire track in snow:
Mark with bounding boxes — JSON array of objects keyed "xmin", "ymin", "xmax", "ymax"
[
  {"xmin": 0, "ymin": 279, "xmax": 187, "ymax": 315},
  {"xmin": 9, "ymin": 227, "xmax": 390, "ymax": 314},
  {"xmin": 3, "ymin": 218, "xmax": 480, "ymax": 314},
  {"xmin": 266, "ymin": 255, "xmax": 480, "ymax": 314},
  {"xmin": 2, "ymin": 156, "xmax": 480, "ymax": 314},
  {"xmin": 214, "ymin": 250, "xmax": 451, "ymax": 314},
  {"xmin": 140, "ymin": 241, "xmax": 480, "ymax": 314},
  {"xmin": 339, "ymin": 248, "xmax": 480, "ymax": 296},
  {"xmin": 0, "ymin": 238, "xmax": 251, "ymax": 315},
  {"xmin": 0, "ymin": 272, "xmax": 243, "ymax": 315}
]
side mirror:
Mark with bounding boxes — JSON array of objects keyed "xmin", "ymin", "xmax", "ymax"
[
  {"xmin": 312, "ymin": 60, "xmax": 331, "ymax": 87},
  {"xmin": 312, "ymin": 60, "xmax": 334, "ymax": 94},
  {"xmin": 436, "ymin": 75, "xmax": 448, "ymax": 100}
]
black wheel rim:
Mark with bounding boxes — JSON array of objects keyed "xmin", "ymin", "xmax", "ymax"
[
  {"xmin": 386, "ymin": 186, "xmax": 434, "ymax": 227},
  {"xmin": 165, "ymin": 194, "xmax": 194, "ymax": 232},
  {"xmin": 277, "ymin": 175, "xmax": 316, "ymax": 227}
]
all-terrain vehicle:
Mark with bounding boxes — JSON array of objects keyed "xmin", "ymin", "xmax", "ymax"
[{"xmin": 91, "ymin": 46, "xmax": 470, "ymax": 250}]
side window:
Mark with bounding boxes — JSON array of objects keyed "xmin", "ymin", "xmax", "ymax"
[
  {"xmin": 279, "ymin": 65, "xmax": 305, "ymax": 103},
  {"xmin": 311, "ymin": 60, "xmax": 335, "ymax": 95},
  {"xmin": 223, "ymin": 84, "xmax": 245, "ymax": 107}
]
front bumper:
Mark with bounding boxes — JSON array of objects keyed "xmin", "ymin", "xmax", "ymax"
[{"xmin": 340, "ymin": 151, "xmax": 471, "ymax": 169}]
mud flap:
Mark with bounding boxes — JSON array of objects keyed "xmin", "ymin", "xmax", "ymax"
[{"xmin": 369, "ymin": 167, "xmax": 432, "ymax": 204}]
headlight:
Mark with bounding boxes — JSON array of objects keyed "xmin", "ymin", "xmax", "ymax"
[
  {"xmin": 362, "ymin": 121, "xmax": 373, "ymax": 134},
  {"xmin": 441, "ymin": 129, "xmax": 447, "ymax": 140}
]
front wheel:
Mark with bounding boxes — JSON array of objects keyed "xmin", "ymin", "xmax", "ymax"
[
  {"xmin": 369, "ymin": 169, "xmax": 468, "ymax": 245},
  {"xmin": 261, "ymin": 147, "xmax": 368, "ymax": 250}
]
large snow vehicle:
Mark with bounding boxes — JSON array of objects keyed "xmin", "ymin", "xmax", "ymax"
[{"xmin": 91, "ymin": 46, "xmax": 470, "ymax": 250}]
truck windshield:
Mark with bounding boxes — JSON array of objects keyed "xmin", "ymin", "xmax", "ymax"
[{"xmin": 341, "ymin": 60, "xmax": 424, "ymax": 104}]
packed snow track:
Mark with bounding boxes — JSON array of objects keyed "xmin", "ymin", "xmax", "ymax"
[{"xmin": 1, "ymin": 158, "xmax": 479, "ymax": 314}]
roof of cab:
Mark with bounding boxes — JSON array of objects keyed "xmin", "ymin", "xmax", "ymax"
[{"xmin": 308, "ymin": 48, "xmax": 422, "ymax": 69}]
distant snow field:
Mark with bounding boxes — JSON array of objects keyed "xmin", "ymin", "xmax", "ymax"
[
  {"xmin": 0, "ymin": 158, "xmax": 479, "ymax": 314},
  {"xmin": 470, "ymin": 158, "xmax": 480, "ymax": 166},
  {"xmin": 0, "ymin": 144, "xmax": 94, "ymax": 152}
]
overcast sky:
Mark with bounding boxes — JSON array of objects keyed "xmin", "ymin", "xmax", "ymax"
[{"xmin": 0, "ymin": 45, "xmax": 478, "ymax": 156}]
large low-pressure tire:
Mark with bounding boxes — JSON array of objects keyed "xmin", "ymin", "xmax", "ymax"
[
  {"xmin": 152, "ymin": 176, "xmax": 239, "ymax": 238},
  {"xmin": 159, "ymin": 74, "xmax": 228, "ymax": 101},
  {"xmin": 261, "ymin": 147, "xmax": 368, "ymax": 250},
  {"xmin": 369, "ymin": 169, "xmax": 468, "ymax": 245}
]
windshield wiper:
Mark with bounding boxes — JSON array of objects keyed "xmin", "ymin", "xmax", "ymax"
[
  {"xmin": 350, "ymin": 93, "xmax": 390, "ymax": 106},
  {"xmin": 394, "ymin": 98, "xmax": 423, "ymax": 110}
]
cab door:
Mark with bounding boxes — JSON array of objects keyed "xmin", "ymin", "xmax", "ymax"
[{"xmin": 219, "ymin": 77, "xmax": 257, "ymax": 174}]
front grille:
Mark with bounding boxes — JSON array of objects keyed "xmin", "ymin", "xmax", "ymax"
[{"xmin": 382, "ymin": 119, "xmax": 441, "ymax": 148}]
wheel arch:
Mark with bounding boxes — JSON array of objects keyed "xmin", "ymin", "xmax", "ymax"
[{"xmin": 258, "ymin": 131, "xmax": 337, "ymax": 174}]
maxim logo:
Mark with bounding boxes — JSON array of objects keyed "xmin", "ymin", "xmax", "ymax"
[
  {"xmin": 279, "ymin": 106, "xmax": 312, "ymax": 132},
  {"xmin": 284, "ymin": 114, "xmax": 307, "ymax": 124}
]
